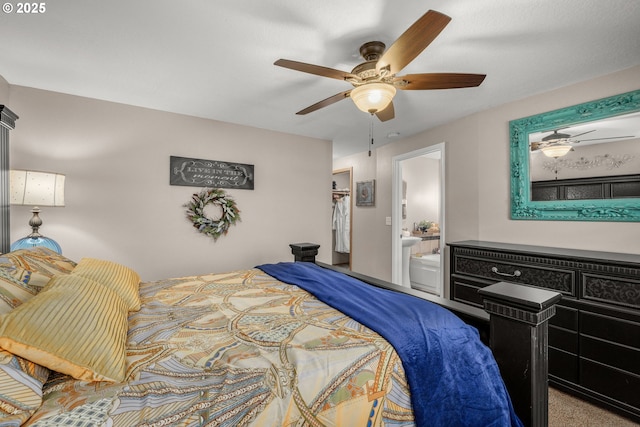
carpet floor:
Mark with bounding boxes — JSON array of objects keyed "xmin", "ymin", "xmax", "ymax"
[{"xmin": 549, "ymin": 387, "xmax": 640, "ymax": 426}]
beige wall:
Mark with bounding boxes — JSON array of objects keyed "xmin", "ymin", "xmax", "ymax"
[
  {"xmin": 5, "ymin": 85, "xmax": 333, "ymax": 280},
  {"xmin": 335, "ymin": 66, "xmax": 640, "ymax": 286},
  {"xmin": 0, "ymin": 76, "xmax": 8, "ymax": 102},
  {"xmin": 333, "ymin": 151, "xmax": 389, "ymax": 278}
]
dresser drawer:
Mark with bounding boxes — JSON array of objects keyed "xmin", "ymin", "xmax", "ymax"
[
  {"xmin": 580, "ymin": 311, "xmax": 640, "ymax": 349},
  {"xmin": 549, "ymin": 305, "xmax": 578, "ymax": 331},
  {"xmin": 550, "ymin": 326, "xmax": 578, "ymax": 354},
  {"xmin": 549, "ymin": 305, "xmax": 579, "ymax": 354},
  {"xmin": 451, "ymin": 275, "xmax": 490, "ymax": 307},
  {"xmin": 549, "ymin": 347, "xmax": 578, "ymax": 383},
  {"xmin": 580, "ymin": 359, "xmax": 640, "ymax": 409},
  {"xmin": 581, "ymin": 335, "xmax": 640, "ymax": 376},
  {"xmin": 452, "ymin": 254, "xmax": 575, "ymax": 295},
  {"xmin": 581, "ymin": 272, "xmax": 640, "ymax": 310},
  {"xmin": 580, "ymin": 311, "xmax": 640, "ymax": 377}
]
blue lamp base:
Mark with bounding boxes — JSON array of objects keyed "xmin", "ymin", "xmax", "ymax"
[{"xmin": 11, "ymin": 236, "xmax": 62, "ymax": 254}]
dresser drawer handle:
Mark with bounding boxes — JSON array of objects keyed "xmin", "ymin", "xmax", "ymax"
[{"xmin": 491, "ymin": 267, "xmax": 521, "ymax": 277}]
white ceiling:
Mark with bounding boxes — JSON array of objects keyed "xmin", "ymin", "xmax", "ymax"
[{"xmin": 1, "ymin": 0, "xmax": 639, "ymax": 158}]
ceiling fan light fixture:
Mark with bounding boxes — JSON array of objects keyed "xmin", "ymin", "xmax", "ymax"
[
  {"xmin": 351, "ymin": 83, "xmax": 396, "ymax": 114},
  {"xmin": 541, "ymin": 144, "xmax": 572, "ymax": 158}
]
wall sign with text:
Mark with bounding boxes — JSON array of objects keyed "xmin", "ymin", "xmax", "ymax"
[{"xmin": 170, "ymin": 156, "xmax": 254, "ymax": 190}]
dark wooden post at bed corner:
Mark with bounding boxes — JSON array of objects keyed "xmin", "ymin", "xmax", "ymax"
[
  {"xmin": 479, "ymin": 282, "xmax": 561, "ymax": 427},
  {"xmin": 289, "ymin": 243, "xmax": 320, "ymax": 262},
  {"xmin": 288, "ymin": 243, "xmax": 561, "ymax": 427}
]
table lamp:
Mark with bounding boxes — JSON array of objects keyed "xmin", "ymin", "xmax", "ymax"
[{"xmin": 10, "ymin": 170, "xmax": 65, "ymax": 253}]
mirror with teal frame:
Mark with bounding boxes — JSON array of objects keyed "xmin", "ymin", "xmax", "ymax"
[{"xmin": 510, "ymin": 89, "xmax": 640, "ymax": 221}]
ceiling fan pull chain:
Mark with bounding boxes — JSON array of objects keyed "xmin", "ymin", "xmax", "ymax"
[{"xmin": 368, "ymin": 113, "xmax": 375, "ymax": 157}]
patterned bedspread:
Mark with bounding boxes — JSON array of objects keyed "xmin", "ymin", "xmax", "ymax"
[{"xmin": 24, "ymin": 269, "xmax": 414, "ymax": 426}]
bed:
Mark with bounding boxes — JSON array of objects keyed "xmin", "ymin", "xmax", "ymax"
[{"xmin": 0, "ymin": 246, "xmax": 527, "ymax": 426}]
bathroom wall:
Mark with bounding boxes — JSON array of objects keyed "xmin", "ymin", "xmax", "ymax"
[{"xmin": 401, "ymin": 156, "xmax": 440, "ymax": 234}]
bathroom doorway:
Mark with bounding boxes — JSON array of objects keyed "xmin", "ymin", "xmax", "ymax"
[
  {"xmin": 391, "ymin": 143, "xmax": 445, "ymax": 296},
  {"xmin": 332, "ymin": 167, "xmax": 352, "ymax": 270}
]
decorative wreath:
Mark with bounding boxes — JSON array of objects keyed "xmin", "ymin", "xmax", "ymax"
[{"xmin": 184, "ymin": 188, "xmax": 240, "ymax": 241}]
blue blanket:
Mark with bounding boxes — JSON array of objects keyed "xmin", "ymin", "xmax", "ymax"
[{"xmin": 257, "ymin": 262, "xmax": 522, "ymax": 427}]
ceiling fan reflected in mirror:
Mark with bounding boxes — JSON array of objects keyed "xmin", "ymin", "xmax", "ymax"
[
  {"xmin": 530, "ymin": 128, "xmax": 635, "ymax": 157},
  {"xmin": 274, "ymin": 10, "xmax": 486, "ymax": 122}
]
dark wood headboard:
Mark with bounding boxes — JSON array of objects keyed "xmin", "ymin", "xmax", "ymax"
[{"xmin": 0, "ymin": 105, "xmax": 18, "ymax": 253}]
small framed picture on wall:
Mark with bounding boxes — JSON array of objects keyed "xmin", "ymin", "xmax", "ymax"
[{"xmin": 356, "ymin": 180, "xmax": 375, "ymax": 206}]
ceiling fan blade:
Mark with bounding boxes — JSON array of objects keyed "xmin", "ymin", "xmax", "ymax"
[
  {"xmin": 579, "ymin": 135, "xmax": 635, "ymax": 142},
  {"xmin": 275, "ymin": 59, "xmax": 358, "ymax": 81},
  {"xmin": 376, "ymin": 10, "xmax": 451, "ymax": 76},
  {"xmin": 375, "ymin": 102, "xmax": 395, "ymax": 122},
  {"xmin": 569, "ymin": 129, "xmax": 596, "ymax": 138},
  {"xmin": 396, "ymin": 73, "xmax": 486, "ymax": 90},
  {"xmin": 296, "ymin": 90, "xmax": 352, "ymax": 115}
]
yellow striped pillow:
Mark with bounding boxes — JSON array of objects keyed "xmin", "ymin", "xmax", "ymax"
[
  {"xmin": 0, "ymin": 274, "xmax": 129, "ymax": 383},
  {"xmin": 72, "ymin": 258, "xmax": 141, "ymax": 311}
]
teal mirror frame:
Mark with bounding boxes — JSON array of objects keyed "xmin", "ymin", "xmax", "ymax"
[{"xmin": 510, "ymin": 89, "xmax": 640, "ymax": 221}]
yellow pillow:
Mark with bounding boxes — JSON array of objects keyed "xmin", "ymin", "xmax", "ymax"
[
  {"xmin": 0, "ymin": 274, "xmax": 129, "ymax": 383},
  {"xmin": 72, "ymin": 257, "xmax": 141, "ymax": 311}
]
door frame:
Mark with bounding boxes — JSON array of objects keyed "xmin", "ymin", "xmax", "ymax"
[
  {"xmin": 332, "ymin": 167, "xmax": 353, "ymax": 270},
  {"xmin": 391, "ymin": 143, "xmax": 445, "ymax": 292}
]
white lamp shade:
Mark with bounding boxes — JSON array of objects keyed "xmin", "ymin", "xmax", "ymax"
[
  {"xmin": 350, "ymin": 83, "xmax": 396, "ymax": 113},
  {"xmin": 10, "ymin": 170, "xmax": 65, "ymax": 207},
  {"xmin": 540, "ymin": 144, "xmax": 572, "ymax": 158}
]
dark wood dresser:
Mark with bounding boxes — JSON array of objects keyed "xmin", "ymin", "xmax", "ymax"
[{"xmin": 448, "ymin": 240, "xmax": 640, "ymax": 422}]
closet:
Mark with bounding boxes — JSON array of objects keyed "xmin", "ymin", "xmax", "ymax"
[{"xmin": 332, "ymin": 168, "xmax": 352, "ymax": 269}]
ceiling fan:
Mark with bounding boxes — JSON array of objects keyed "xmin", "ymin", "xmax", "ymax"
[
  {"xmin": 274, "ymin": 10, "xmax": 486, "ymax": 122},
  {"xmin": 530, "ymin": 129, "xmax": 635, "ymax": 154}
]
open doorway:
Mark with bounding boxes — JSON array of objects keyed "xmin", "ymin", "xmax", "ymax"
[
  {"xmin": 391, "ymin": 143, "xmax": 445, "ymax": 296},
  {"xmin": 332, "ymin": 167, "xmax": 352, "ymax": 270}
]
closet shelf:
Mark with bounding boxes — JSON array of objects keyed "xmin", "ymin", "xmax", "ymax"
[{"xmin": 332, "ymin": 189, "xmax": 350, "ymax": 200}]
